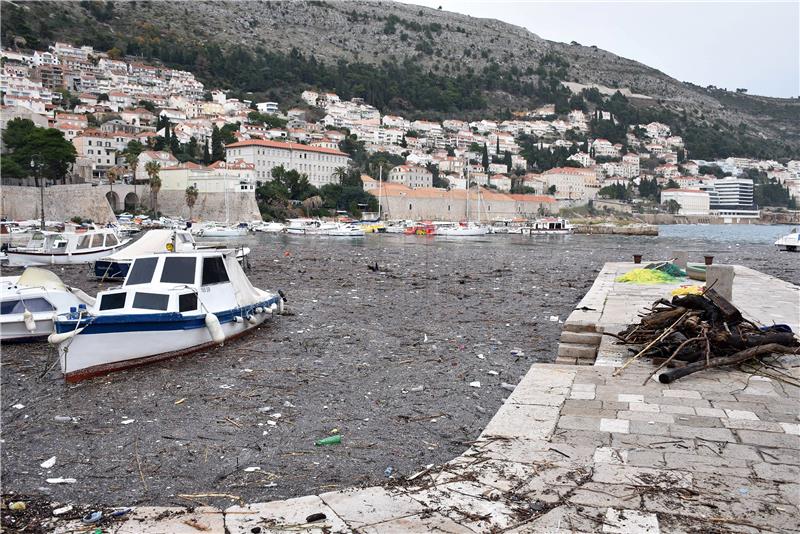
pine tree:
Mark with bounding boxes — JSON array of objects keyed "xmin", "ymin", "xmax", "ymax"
[
  {"xmin": 482, "ymin": 143, "xmax": 489, "ymax": 171},
  {"xmin": 164, "ymin": 122, "xmax": 171, "ymax": 149},
  {"xmin": 203, "ymin": 142, "xmax": 211, "ymax": 165},
  {"xmin": 211, "ymin": 125, "xmax": 224, "ymax": 162},
  {"xmin": 188, "ymin": 137, "xmax": 198, "ymax": 162}
]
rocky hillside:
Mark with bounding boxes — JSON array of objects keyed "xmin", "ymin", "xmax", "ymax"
[{"xmin": 3, "ymin": 0, "xmax": 799, "ymax": 155}]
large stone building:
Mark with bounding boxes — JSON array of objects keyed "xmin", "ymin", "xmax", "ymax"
[
  {"xmin": 542, "ymin": 167, "xmax": 597, "ymax": 200},
  {"xmin": 366, "ymin": 181, "xmax": 556, "ymax": 221},
  {"xmin": 387, "ymin": 165, "xmax": 433, "ymax": 189},
  {"xmin": 225, "ymin": 139, "xmax": 350, "ymax": 188},
  {"xmin": 159, "ymin": 159, "xmax": 257, "ymax": 193}
]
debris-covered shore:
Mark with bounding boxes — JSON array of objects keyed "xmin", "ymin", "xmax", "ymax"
[{"xmin": 2, "ymin": 232, "xmax": 797, "ymax": 532}]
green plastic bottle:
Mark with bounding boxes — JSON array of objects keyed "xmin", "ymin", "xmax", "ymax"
[{"xmin": 315, "ymin": 435, "xmax": 342, "ymax": 446}]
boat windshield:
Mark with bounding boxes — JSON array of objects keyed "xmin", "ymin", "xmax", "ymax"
[
  {"xmin": 160, "ymin": 257, "xmax": 196, "ymax": 284},
  {"xmin": 1, "ymin": 297, "xmax": 54, "ymax": 314},
  {"xmin": 126, "ymin": 257, "xmax": 159, "ymax": 285}
]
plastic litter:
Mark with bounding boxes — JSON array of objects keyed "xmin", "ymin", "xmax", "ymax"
[
  {"xmin": 110, "ymin": 508, "xmax": 132, "ymax": 518},
  {"xmin": 409, "ymin": 385, "xmax": 424, "ymax": 392},
  {"xmin": 120, "ymin": 419, "xmax": 135, "ymax": 425},
  {"xmin": 9, "ymin": 502, "xmax": 26, "ymax": 511},
  {"xmin": 384, "ymin": 466, "xmax": 394, "ymax": 477},
  {"xmin": 469, "ymin": 381, "xmax": 481, "ymax": 388},
  {"xmin": 645, "ymin": 261, "xmax": 686, "ymax": 278},
  {"xmin": 243, "ymin": 466, "xmax": 261, "ymax": 472},
  {"xmin": 47, "ymin": 477, "xmax": 77, "ymax": 484},
  {"xmin": 41, "ymin": 456, "xmax": 57, "ymax": 469},
  {"xmin": 500, "ymin": 382, "xmax": 517, "ymax": 392},
  {"xmin": 53, "ymin": 505, "xmax": 74, "ymax": 515},
  {"xmin": 12, "ymin": 403, "xmax": 24, "ymax": 410},
  {"xmin": 549, "ymin": 316, "xmax": 559, "ymax": 322},
  {"xmin": 306, "ymin": 513, "xmax": 327, "ymax": 523},
  {"xmin": 315, "ymin": 435, "xmax": 341, "ymax": 446},
  {"xmin": 54, "ymin": 416, "xmax": 73, "ymax": 422},
  {"xmin": 82, "ymin": 511, "xmax": 103, "ymax": 524},
  {"xmin": 487, "ymin": 370, "xmax": 499, "ymax": 376}
]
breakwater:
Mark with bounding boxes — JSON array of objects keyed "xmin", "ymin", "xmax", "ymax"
[{"xmin": 573, "ymin": 223, "xmax": 658, "ymax": 235}]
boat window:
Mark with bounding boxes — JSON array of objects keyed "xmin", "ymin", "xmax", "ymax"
[
  {"xmin": 202, "ymin": 256, "xmax": 229, "ymax": 285},
  {"xmin": 132, "ymin": 292, "xmax": 169, "ymax": 311},
  {"xmin": 179, "ymin": 293, "xmax": 197, "ymax": 312},
  {"xmin": 0, "ymin": 297, "xmax": 54, "ymax": 314},
  {"xmin": 161, "ymin": 257, "xmax": 196, "ymax": 284},
  {"xmin": 76, "ymin": 235, "xmax": 93, "ymax": 249},
  {"xmin": 178, "ymin": 233, "xmax": 193, "ymax": 243},
  {"xmin": 126, "ymin": 257, "xmax": 158, "ymax": 285},
  {"xmin": 99, "ymin": 292, "xmax": 127, "ymax": 311},
  {"xmin": 107, "ymin": 234, "xmax": 119, "ymax": 246}
]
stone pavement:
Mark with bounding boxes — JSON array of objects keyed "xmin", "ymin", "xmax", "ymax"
[{"xmin": 52, "ymin": 264, "xmax": 800, "ymax": 533}]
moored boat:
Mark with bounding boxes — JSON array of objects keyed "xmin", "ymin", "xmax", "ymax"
[
  {"xmin": 198, "ymin": 224, "xmax": 248, "ymax": 238},
  {"xmin": 436, "ymin": 222, "xmax": 489, "ymax": 237},
  {"xmin": 5, "ymin": 228, "xmax": 130, "ymax": 267},
  {"xmin": 520, "ymin": 217, "xmax": 573, "ymax": 235},
  {"xmin": 1, "ymin": 267, "xmax": 95, "ymax": 342},
  {"xmin": 404, "ymin": 222, "xmax": 437, "ymax": 236},
  {"xmin": 93, "ymin": 229, "xmax": 250, "ymax": 280},
  {"xmin": 327, "ymin": 223, "xmax": 366, "ymax": 237},
  {"xmin": 286, "ymin": 219, "xmax": 337, "ymax": 235},
  {"xmin": 50, "ymin": 250, "xmax": 284, "ymax": 382},
  {"xmin": 686, "ymin": 262, "xmax": 707, "ymax": 281},
  {"xmin": 775, "ymin": 228, "xmax": 799, "ymax": 252},
  {"xmin": 253, "ymin": 221, "xmax": 287, "ymax": 233}
]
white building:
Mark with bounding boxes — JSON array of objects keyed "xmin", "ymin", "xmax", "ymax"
[
  {"xmin": 709, "ymin": 177, "xmax": 754, "ymax": 209},
  {"xmin": 388, "ymin": 165, "xmax": 433, "ymax": 189},
  {"xmin": 256, "ymin": 102, "xmax": 279, "ymax": 114},
  {"xmin": 225, "ymin": 139, "xmax": 350, "ymax": 188},
  {"xmin": 159, "ymin": 160, "xmax": 257, "ymax": 193},
  {"xmin": 660, "ymin": 189, "xmax": 710, "ymax": 216},
  {"xmin": 543, "ymin": 167, "xmax": 597, "ymax": 200},
  {"xmin": 136, "ymin": 151, "xmax": 180, "ymax": 183}
]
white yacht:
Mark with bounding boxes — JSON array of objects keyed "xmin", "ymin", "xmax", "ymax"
[
  {"xmin": 520, "ymin": 218, "xmax": 573, "ymax": 235},
  {"xmin": 436, "ymin": 222, "xmax": 489, "ymax": 237},
  {"xmin": 286, "ymin": 219, "xmax": 337, "ymax": 235},
  {"xmin": 1, "ymin": 267, "xmax": 95, "ymax": 342},
  {"xmin": 253, "ymin": 222, "xmax": 286, "ymax": 233},
  {"xmin": 5, "ymin": 228, "xmax": 130, "ymax": 267},
  {"xmin": 50, "ymin": 250, "xmax": 284, "ymax": 382},
  {"xmin": 327, "ymin": 223, "xmax": 366, "ymax": 237},
  {"xmin": 198, "ymin": 224, "xmax": 248, "ymax": 238},
  {"xmin": 775, "ymin": 228, "xmax": 799, "ymax": 252}
]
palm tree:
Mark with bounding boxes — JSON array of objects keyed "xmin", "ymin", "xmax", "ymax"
[
  {"xmin": 125, "ymin": 152, "xmax": 139, "ymax": 210},
  {"xmin": 145, "ymin": 160, "xmax": 161, "ymax": 216},
  {"xmin": 106, "ymin": 167, "xmax": 118, "ymax": 211},
  {"xmin": 333, "ymin": 166, "xmax": 348, "ymax": 184},
  {"xmin": 185, "ymin": 185, "xmax": 199, "ymax": 220}
]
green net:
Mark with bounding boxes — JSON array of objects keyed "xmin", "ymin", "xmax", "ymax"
[{"xmin": 615, "ymin": 268, "xmax": 681, "ymax": 284}]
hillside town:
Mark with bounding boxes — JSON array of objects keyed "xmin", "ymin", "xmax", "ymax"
[{"xmin": 2, "ymin": 41, "xmax": 799, "ymax": 221}]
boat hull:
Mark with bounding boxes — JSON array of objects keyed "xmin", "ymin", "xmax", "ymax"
[
  {"xmin": 55, "ymin": 297, "xmax": 281, "ymax": 382},
  {"xmin": 0, "ymin": 317, "xmax": 54, "ymax": 342},
  {"xmin": 6, "ymin": 245, "xmax": 125, "ymax": 267}
]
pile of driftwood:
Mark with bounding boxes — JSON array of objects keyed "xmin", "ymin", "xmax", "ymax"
[{"xmin": 610, "ymin": 288, "xmax": 799, "ymax": 383}]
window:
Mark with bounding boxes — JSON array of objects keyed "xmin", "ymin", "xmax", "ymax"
[
  {"xmin": 133, "ymin": 292, "xmax": 169, "ymax": 310},
  {"xmin": 201, "ymin": 256, "xmax": 229, "ymax": 285},
  {"xmin": 179, "ymin": 292, "xmax": 197, "ymax": 312},
  {"xmin": 99, "ymin": 292, "xmax": 126, "ymax": 310},
  {"xmin": 178, "ymin": 233, "xmax": 193, "ymax": 244},
  {"xmin": 106, "ymin": 234, "xmax": 119, "ymax": 246},
  {"xmin": 126, "ymin": 257, "xmax": 158, "ymax": 285},
  {"xmin": 161, "ymin": 257, "xmax": 196, "ymax": 284},
  {"xmin": 76, "ymin": 234, "xmax": 92, "ymax": 249},
  {"xmin": 1, "ymin": 297, "xmax": 54, "ymax": 314}
]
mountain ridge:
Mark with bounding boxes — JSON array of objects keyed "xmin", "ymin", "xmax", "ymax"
[{"xmin": 2, "ymin": 0, "xmax": 799, "ymax": 157}]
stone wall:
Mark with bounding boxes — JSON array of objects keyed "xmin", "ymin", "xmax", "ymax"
[
  {"xmin": 155, "ymin": 190, "xmax": 262, "ymax": 222},
  {"xmin": 379, "ymin": 195, "xmax": 555, "ymax": 222},
  {"xmin": 0, "ymin": 184, "xmax": 116, "ymax": 223}
]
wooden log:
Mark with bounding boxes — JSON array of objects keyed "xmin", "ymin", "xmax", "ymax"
[
  {"xmin": 704, "ymin": 288, "xmax": 742, "ymax": 323},
  {"xmin": 658, "ymin": 343, "xmax": 799, "ymax": 383}
]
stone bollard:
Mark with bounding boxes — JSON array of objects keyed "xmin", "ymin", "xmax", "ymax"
[
  {"xmin": 672, "ymin": 251, "xmax": 688, "ymax": 269},
  {"xmin": 706, "ymin": 265, "xmax": 735, "ymax": 301}
]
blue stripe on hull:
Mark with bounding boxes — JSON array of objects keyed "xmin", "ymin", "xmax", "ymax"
[{"xmin": 54, "ymin": 296, "xmax": 280, "ymax": 335}]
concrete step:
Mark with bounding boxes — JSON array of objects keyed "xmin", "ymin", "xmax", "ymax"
[
  {"xmin": 560, "ymin": 330, "xmax": 603, "ymax": 346},
  {"xmin": 562, "ymin": 320, "xmax": 601, "ymax": 334},
  {"xmin": 557, "ymin": 342, "xmax": 598, "ymax": 360},
  {"xmin": 554, "ymin": 355, "xmax": 578, "ymax": 365}
]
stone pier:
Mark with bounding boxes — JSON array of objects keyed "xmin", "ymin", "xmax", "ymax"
[{"xmin": 51, "ymin": 264, "xmax": 800, "ymax": 533}]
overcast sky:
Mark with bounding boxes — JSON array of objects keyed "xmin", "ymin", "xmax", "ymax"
[{"xmin": 402, "ymin": 0, "xmax": 799, "ymax": 98}]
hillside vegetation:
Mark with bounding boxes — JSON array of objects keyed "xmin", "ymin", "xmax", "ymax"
[{"xmin": 3, "ymin": 0, "xmax": 799, "ymax": 159}]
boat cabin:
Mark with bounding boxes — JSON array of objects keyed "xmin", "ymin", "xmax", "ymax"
[
  {"xmin": 16, "ymin": 229, "xmax": 123, "ymax": 254},
  {"xmin": 94, "ymin": 252, "xmax": 239, "ymax": 316}
]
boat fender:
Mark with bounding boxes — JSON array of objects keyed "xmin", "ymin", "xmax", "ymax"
[
  {"xmin": 23, "ymin": 309, "xmax": 36, "ymax": 332},
  {"xmin": 233, "ymin": 316, "xmax": 243, "ymax": 323},
  {"xmin": 246, "ymin": 314, "xmax": 257, "ymax": 324},
  {"xmin": 278, "ymin": 299, "xmax": 284, "ymax": 315},
  {"xmin": 255, "ymin": 306, "xmax": 264, "ymax": 314},
  {"xmin": 48, "ymin": 328, "xmax": 84, "ymax": 345},
  {"xmin": 205, "ymin": 313, "xmax": 225, "ymax": 344},
  {"xmin": 270, "ymin": 303, "xmax": 278, "ymax": 314}
]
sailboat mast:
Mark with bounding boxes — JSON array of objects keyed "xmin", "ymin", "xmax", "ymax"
[{"xmin": 378, "ymin": 166, "xmax": 382, "ymax": 220}]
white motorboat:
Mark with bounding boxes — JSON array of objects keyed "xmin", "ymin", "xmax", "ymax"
[
  {"xmin": 489, "ymin": 219, "xmax": 524, "ymax": 234},
  {"xmin": 775, "ymin": 228, "xmax": 799, "ymax": 252},
  {"xmin": 93, "ymin": 229, "xmax": 250, "ymax": 280},
  {"xmin": 198, "ymin": 224, "xmax": 249, "ymax": 238},
  {"xmin": 254, "ymin": 222, "xmax": 287, "ymax": 233},
  {"xmin": 327, "ymin": 223, "xmax": 365, "ymax": 237},
  {"xmin": 1, "ymin": 267, "xmax": 95, "ymax": 342},
  {"xmin": 286, "ymin": 219, "xmax": 337, "ymax": 235},
  {"xmin": 383, "ymin": 220, "xmax": 414, "ymax": 234},
  {"xmin": 437, "ymin": 222, "xmax": 489, "ymax": 237},
  {"xmin": 50, "ymin": 250, "xmax": 285, "ymax": 383},
  {"xmin": 5, "ymin": 228, "xmax": 130, "ymax": 267},
  {"xmin": 520, "ymin": 217, "xmax": 573, "ymax": 235}
]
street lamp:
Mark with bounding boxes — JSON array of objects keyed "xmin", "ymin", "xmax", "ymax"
[{"xmin": 31, "ymin": 156, "xmax": 45, "ymax": 230}]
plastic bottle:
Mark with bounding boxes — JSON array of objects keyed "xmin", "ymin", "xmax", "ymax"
[
  {"xmin": 69, "ymin": 306, "xmax": 77, "ymax": 320},
  {"xmin": 314, "ymin": 435, "xmax": 341, "ymax": 446}
]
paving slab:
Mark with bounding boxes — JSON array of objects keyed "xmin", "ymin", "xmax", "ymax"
[{"xmin": 225, "ymin": 496, "xmax": 348, "ymax": 533}]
